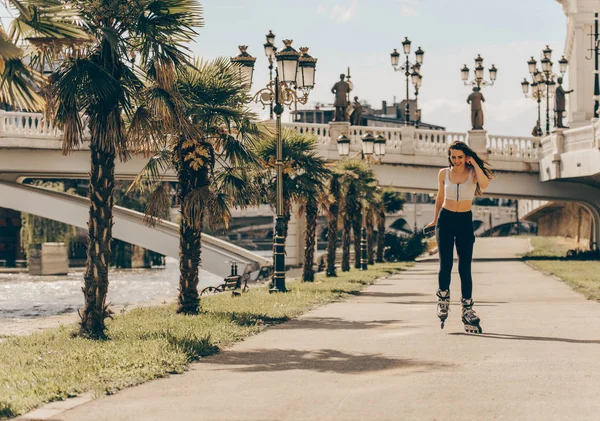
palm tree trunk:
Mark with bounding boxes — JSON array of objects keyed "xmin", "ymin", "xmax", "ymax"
[
  {"xmin": 376, "ymin": 203, "xmax": 386, "ymax": 263},
  {"xmin": 302, "ymin": 198, "xmax": 318, "ymax": 282},
  {"xmin": 341, "ymin": 213, "xmax": 351, "ymax": 272},
  {"xmin": 366, "ymin": 206, "xmax": 374, "ymax": 265},
  {"xmin": 352, "ymin": 205, "xmax": 362, "ymax": 269},
  {"xmin": 326, "ymin": 201, "xmax": 339, "ymax": 277},
  {"xmin": 80, "ymin": 146, "xmax": 115, "ymax": 338},
  {"xmin": 178, "ymin": 211, "xmax": 202, "ymax": 314}
]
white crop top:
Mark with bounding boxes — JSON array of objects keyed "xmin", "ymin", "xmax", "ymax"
[{"xmin": 444, "ymin": 168, "xmax": 476, "ymax": 202}]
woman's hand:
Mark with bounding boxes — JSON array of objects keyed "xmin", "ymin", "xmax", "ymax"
[{"xmin": 423, "ymin": 221, "xmax": 436, "ymax": 234}]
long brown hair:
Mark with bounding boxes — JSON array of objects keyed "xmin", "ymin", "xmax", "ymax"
[{"xmin": 447, "ymin": 141, "xmax": 493, "ymax": 196}]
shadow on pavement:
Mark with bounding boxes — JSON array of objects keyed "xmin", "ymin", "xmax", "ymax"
[
  {"xmin": 206, "ymin": 348, "xmax": 451, "ymax": 374},
  {"xmin": 357, "ymin": 292, "xmax": 428, "ymax": 298},
  {"xmin": 449, "ymin": 332, "xmax": 600, "ymax": 344},
  {"xmin": 386, "ymin": 301, "xmax": 506, "ymax": 306},
  {"xmin": 278, "ymin": 317, "xmax": 403, "ymax": 330}
]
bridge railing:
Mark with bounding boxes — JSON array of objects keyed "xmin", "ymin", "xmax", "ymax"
[
  {"xmin": 284, "ymin": 122, "xmax": 540, "ymax": 164},
  {"xmin": 415, "ymin": 129, "xmax": 467, "ymax": 156},
  {"xmin": 487, "ymin": 135, "xmax": 541, "ymax": 162},
  {"xmin": 0, "ymin": 111, "xmax": 61, "ymax": 138}
]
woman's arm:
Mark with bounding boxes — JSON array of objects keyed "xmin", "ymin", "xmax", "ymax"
[
  {"xmin": 426, "ymin": 169, "xmax": 445, "ymax": 228},
  {"xmin": 468, "ymin": 157, "xmax": 490, "ymax": 191}
]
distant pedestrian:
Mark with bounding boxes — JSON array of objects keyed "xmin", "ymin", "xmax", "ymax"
[{"xmin": 424, "ymin": 141, "xmax": 493, "ymax": 333}]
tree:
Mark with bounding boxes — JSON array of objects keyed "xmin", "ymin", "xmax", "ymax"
[
  {"xmin": 336, "ymin": 160, "xmax": 376, "ymax": 271},
  {"xmin": 324, "ymin": 171, "xmax": 342, "ymax": 277},
  {"xmin": 2, "ymin": 0, "xmax": 88, "ymax": 110},
  {"xmin": 133, "ymin": 57, "xmax": 263, "ymax": 314},
  {"xmin": 49, "ymin": 0, "xmax": 203, "ymax": 337},
  {"xmin": 376, "ymin": 189, "xmax": 405, "ymax": 262},
  {"xmin": 255, "ymin": 128, "xmax": 330, "ymax": 282}
]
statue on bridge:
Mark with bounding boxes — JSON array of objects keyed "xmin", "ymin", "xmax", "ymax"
[
  {"xmin": 331, "ymin": 74, "xmax": 351, "ymax": 122},
  {"xmin": 349, "ymin": 96, "xmax": 362, "ymax": 126},
  {"xmin": 555, "ymin": 77, "xmax": 573, "ymax": 129},
  {"xmin": 467, "ymin": 87, "xmax": 485, "ymax": 130}
]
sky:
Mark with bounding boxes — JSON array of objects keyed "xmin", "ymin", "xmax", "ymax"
[
  {"xmin": 192, "ymin": 0, "xmax": 567, "ymax": 136},
  {"xmin": 0, "ymin": 0, "xmax": 568, "ymax": 136}
]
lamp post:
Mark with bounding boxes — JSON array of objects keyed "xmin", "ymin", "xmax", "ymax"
[
  {"xmin": 524, "ymin": 47, "xmax": 568, "ymax": 135},
  {"xmin": 263, "ymin": 30, "xmax": 277, "ymax": 120},
  {"xmin": 521, "ymin": 75, "xmax": 544, "ymax": 137},
  {"xmin": 336, "ymin": 132, "xmax": 387, "ymax": 271},
  {"xmin": 390, "ymin": 38, "xmax": 424, "ymax": 126},
  {"xmin": 231, "ymin": 40, "xmax": 317, "ymax": 293},
  {"xmin": 461, "ymin": 54, "xmax": 498, "ymax": 89}
]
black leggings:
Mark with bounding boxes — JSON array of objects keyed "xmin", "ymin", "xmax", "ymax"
[{"xmin": 435, "ymin": 208, "xmax": 475, "ymax": 299}]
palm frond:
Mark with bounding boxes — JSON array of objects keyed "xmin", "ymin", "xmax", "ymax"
[
  {"xmin": 0, "ymin": 57, "xmax": 44, "ymax": 110},
  {"xmin": 143, "ymin": 182, "xmax": 171, "ymax": 227},
  {"xmin": 182, "ymin": 186, "xmax": 210, "ymax": 230},
  {"xmin": 128, "ymin": 148, "xmax": 174, "ymax": 193}
]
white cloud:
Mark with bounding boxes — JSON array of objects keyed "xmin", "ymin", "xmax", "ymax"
[
  {"xmin": 399, "ymin": 0, "xmax": 419, "ymax": 17},
  {"xmin": 316, "ymin": 1, "xmax": 359, "ymax": 24}
]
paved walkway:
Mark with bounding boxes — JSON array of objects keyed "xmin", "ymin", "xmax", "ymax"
[{"xmin": 23, "ymin": 238, "xmax": 600, "ymax": 420}]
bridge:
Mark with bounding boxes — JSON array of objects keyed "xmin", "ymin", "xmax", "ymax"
[
  {"xmin": 1, "ymin": 109, "xmax": 599, "ymax": 252},
  {"xmin": 0, "ymin": 181, "xmax": 271, "ymax": 277}
]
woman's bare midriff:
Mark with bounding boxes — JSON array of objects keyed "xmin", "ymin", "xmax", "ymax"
[{"xmin": 442, "ymin": 199, "xmax": 473, "ymax": 212}]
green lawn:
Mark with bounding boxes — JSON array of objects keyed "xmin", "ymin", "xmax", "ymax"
[
  {"xmin": 524, "ymin": 236, "xmax": 582, "ymax": 258},
  {"xmin": 526, "ymin": 260, "xmax": 600, "ymax": 302},
  {"xmin": 0, "ymin": 263, "xmax": 409, "ymax": 419},
  {"xmin": 523, "ymin": 236, "xmax": 600, "ymax": 302}
]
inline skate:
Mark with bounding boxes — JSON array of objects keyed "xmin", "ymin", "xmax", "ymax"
[
  {"xmin": 436, "ymin": 289, "xmax": 450, "ymax": 329},
  {"xmin": 461, "ymin": 298, "xmax": 482, "ymax": 334}
]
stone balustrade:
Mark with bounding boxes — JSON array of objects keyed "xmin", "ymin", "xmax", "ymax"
[
  {"xmin": 0, "ymin": 111, "xmax": 61, "ymax": 139},
  {"xmin": 283, "ymin": 122, "xmax": 540, "ymax": 166}
]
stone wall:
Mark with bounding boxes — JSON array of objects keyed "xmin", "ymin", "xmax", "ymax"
[{"xmin": 537, "ymin": 202, "xmax": 593, "ymax": 249}]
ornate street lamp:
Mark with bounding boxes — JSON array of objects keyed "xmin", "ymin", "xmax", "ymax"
[
  {"xmin": 374, "ymin": 134, "xmax": 387, "ymax": 157},
  {"xmin": 336, "ymin": 134, "xmax": 350, "ymax": 156},
  {"xmin": 390, "ymin": 37, "xmax": 424, "ymax": 126},
  {"xmin": 524, "ymin": 45, "xmax": 568, "ymax": 135},
  {"xmin": 263, "ymin": 30, "xmax": 277, "ymax": 119},
  {"xmin": 231, "ymin": 39, "xmax": 317, "ymax": 293},
  {"xmin": 461, "ymin": 54, "xmax": 497, "ymax": 89},
  {"xmin": 230, "ymin": 45, "xmax": 256, "ymax": 88}
]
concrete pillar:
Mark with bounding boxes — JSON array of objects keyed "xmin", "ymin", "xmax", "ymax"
[
  {"xmin": 282, "ymin": 205, "xmax": 306, "ymax": 267},
  {"xmin": 551, "ymin": 128, "xmax": 566, "ymax": 178},
  {"xmin": 28, "ymin": 242, "xmax": 69, "ymax": 275},
  {"xmin": 559, "ymin": 1, "xmax": 595, "ymax": 127},
  {"xmin": 328, "ymin": 121, "xmax": 351, "ymax": 152},
  {"xmin": 467, "ymin": 130, "xmax": 488, "ymax": 160},
  {"xmin": 400, "ymin": 126, "xmax": 416, "ymax": 155}
]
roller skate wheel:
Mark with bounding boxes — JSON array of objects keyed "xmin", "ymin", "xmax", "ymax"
[{"xmin": 464, "ymin": 324, "xmax": 482, "ymax": 334}]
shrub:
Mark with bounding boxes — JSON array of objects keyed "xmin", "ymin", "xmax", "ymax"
[{"xmin": 383, "ymin": 231, "xmax": 427, "ymax": 262}]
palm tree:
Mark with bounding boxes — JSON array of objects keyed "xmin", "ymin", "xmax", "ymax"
[
  {"xmin": 131, "ymin": 57, "xmax": 263, "ymax": 315},
  {"xmin": 48, "ymin": 0, "xmax": 202, "ymax": 337},
  {"xmin": 336, "ymin": 160, "xmax": 376, "ymax": 271},
  {"xmin": 324, "ymin": 171, "xmax": 342, "ymax": 277},
  {"xmin": 256, "ymin": 128, "xmax": 329, "ymax": 242},
  {"xmin": 255, "ymin": 128, "xmax": 329, "ymax": 281},
  {"xmin": 1, "ymin": 0, "xmax": 88, "ymax": 110},
  {"xmin": 376, "ymin": 189, "xmax": 405, "ymax": 262}
]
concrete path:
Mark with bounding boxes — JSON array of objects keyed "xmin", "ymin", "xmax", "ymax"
[{"xmin": 35, "ymin": 238, "xmax": 600, "ymax": 420}]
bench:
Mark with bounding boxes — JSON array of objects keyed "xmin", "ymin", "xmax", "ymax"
[{"xmin": 200, "ymin": 261, "xmax": 259, "ymax": 297}]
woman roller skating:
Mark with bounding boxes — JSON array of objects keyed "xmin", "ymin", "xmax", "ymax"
[{"xmin": 424, "ymin": 141, "xmax": 493, "ymax": 334}]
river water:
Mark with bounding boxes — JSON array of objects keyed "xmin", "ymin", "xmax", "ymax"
[{"xmin": 0, "ymin": 257, "xmax": 223, "ymax": 319}]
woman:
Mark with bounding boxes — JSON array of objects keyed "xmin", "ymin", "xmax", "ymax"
[{"xmin": 424, "ymin": 141, "xmax": 493, "ymax": 333}]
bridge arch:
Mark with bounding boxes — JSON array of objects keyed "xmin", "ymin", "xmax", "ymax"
[{"xmin": 0, "ymin": 182, "xmax": 270, "ymax": 277}]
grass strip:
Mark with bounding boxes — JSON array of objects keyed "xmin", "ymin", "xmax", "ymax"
[
  {"xmin": 524, "ymin": 236, "xmax": 584, "ymax": 258},
  {"xmin": 0, "ymin": 262, "xmax": 408, "ymax": 419},
  {"xmin": 526, "ymin": 260, "xmax": 600, "ymax": 302},
  {"xmin": 523, "ymin": 236, "xmax": 600, "ymax": 301}
]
